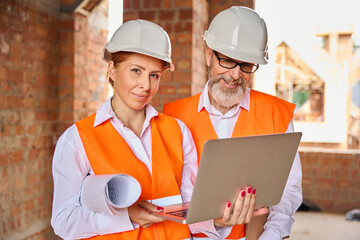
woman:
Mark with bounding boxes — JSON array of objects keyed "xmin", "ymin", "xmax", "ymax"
[{"xmin": 51, "ymin": 20, "xmax": 256, "ymax": 240}]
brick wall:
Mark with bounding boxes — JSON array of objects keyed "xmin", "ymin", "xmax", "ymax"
[
  {"xmin": 300, "ymin": 148, "xmax": 360, "ymax": 213},
  {"xmin": 0, "ymin": 1, "xmax": 59, "ymax": 238},
  {"xmin": 0, "ymin": 0, "xmax": 108, "ymax": 239}
]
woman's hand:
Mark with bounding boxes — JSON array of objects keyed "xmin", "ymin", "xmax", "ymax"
[
  {"xmin": 128, "ymin": 200, "xmax": 166, "ymax": 228},
  {"xmin": 214, "ymin": 187, "xmax": 269, "ymax": 227}
]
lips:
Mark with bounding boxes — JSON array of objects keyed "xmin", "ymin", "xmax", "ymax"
[
  {"xmin": 132, "ymin": 92, "xmax": 149, "ymax": 101},
  {"xmin": 222, "ymin": 78, "xmax": 241, "ymax": 88}
]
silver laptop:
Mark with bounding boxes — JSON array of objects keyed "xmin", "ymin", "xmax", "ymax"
[{"xmin": 152, "ymin": 132, "xmax": 302, "ymax": 224}]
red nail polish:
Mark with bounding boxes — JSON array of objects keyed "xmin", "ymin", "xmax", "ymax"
[
  {"xmin": 157, "ymin": 206, "xmax": 164, "ymax": 211},
  {"xmin": 227, "ymin": 202, "xmax": 231, "ymax": 207},
  {"xmin": 241, "ymin": 190, "xmax": 245, "ymax": 197},
  {"xmin": 252, "ymin": 188, "xmax": 256, "ymax": 195},
  {"xmin": 247, "ymin": 187, "xmax": 252, "ymax": 194}
]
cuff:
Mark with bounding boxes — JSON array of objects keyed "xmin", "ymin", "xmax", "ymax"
[
  {"xmin": 96, "ymin": 208, "xmax": 136, "ymax": 235},
  {"xmin": 258, "ymin": 228, "xmax": 282, "ymax": 240},
  {"xmin": 189, "ymin": 219, "xmax": 232, "ymax": 240}
]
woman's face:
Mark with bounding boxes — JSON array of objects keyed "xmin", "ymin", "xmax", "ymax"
[{"xmin": 108, "ymin": 53, "xmax": 164, "ymax": 112}]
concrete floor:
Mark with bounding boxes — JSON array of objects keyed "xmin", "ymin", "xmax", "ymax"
[{"xmin": 289, "ymin": 211, "xmax": 360, "ymax": 240}]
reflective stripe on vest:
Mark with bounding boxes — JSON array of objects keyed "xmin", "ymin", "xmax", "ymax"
[
  {"xmin": 76, "ymin": 113, "xmax": 191, "ymax": 239},
  {"xmin": 164, "ymin": 90, "xmax": 295, "ymax": 239}
]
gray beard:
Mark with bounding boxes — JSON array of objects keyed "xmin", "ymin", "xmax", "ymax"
[{"xmin": 208, "ymin": 71, "xmax": 247, "ymax": 109}]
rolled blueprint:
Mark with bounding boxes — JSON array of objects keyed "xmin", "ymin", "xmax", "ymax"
[{"xmin": 81, "ymin": 174, "xmax": 141, "ymax": 215}]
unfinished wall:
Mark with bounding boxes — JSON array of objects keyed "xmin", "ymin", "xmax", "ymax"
[
  {"xmin": 0, "ymin": 0, "xmax": 108, "ymax": 239},
  {"xmin": 301, "ymin": 148, "xmax": 360, "ymax": 213}
]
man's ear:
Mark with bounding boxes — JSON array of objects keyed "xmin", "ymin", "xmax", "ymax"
[{"xmin": 205, "ymin": 46, "xmax": 212, "ymax": 67}]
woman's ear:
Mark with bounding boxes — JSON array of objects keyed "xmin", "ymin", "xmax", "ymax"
[{"xmin": 108, "ymin": 61, "xmax": 115, "ymax": 76}]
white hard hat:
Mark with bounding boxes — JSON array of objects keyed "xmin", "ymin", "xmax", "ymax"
[
  {"xmin": 102, "ymin": 19, "xmax": 174, "ymax": 71},
  {"xmin": 203, "ymin": 6, "xmax": 268, "ymax": 65}
]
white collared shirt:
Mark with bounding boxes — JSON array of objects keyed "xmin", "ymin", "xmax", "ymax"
[
  {"xmin": 199, "ymin": 82, "xmax": 303, "ymax": 240},
  {"xmin": 51, "ymin": 98, "xmax": 227, "ymax": 240}
]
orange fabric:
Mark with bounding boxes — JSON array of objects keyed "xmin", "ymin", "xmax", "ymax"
[
  {"xmin": 76, "ymin": 113, "xmax": 191, "ymax": 240},
  {"xmin": 163, "ymin": 90, "xmax": 295, "ymax": 239}
]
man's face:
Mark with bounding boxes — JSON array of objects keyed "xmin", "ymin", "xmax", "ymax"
[{"xmin": 206, "ymin": 47, "xmax": 254, "ymax": 111}]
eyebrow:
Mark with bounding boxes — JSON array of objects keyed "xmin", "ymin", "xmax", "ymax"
[{"xmin": 131, "ymin": 64, "xmax": 162, "ymax": 73}]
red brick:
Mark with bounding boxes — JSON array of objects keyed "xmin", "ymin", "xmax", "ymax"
[
  {"xmin": 0, "ymin": 153, "xmax": 9, "ymax": 165},
  {"xmin": 11, "ymin": 150, "xmax": 23, "ymax": 162},
  {"xmin": 11, "ymin": 205, "xmax": 21, "ymax": 216},
  {"xmin": 58, "ymin": 19, "xmax": 75, "ymax": 30},
  {"xmin": 15, "ymin": 175, "xmax": 25, "ymax": 188},
  {"xmin": 177, "ymin": 60, "xmax": 191, "ymax": 70},
  {"xmin": 0, "ymin": 95, "xmax": 7, "ymax": 108},
  {"xmin": 317, "ymin": 178, "xmax": 334, "ymax": 188},
  {"xmin": 0, "ymin": 178, "xmax": 10, "ymax": 192},
  {"xmin": 339, "ymin": 168, "xmax": 351, "ymax": 179},
  {"xmin": 123, "ymin": 11, "xmax": 138, "ymax": 22},
  {"xmin": 177, "ymin": 84, "xmax": 191, "ymax": 95},
  {"xmin": 143, "ymin": 0, "xmax": 152, "ymax": 8},
  {"xmin": 28, "ymin": 148, "xmax": 39, "ymax": 160},
  {"xmin": 27, "ymin": 173, "xmax": 36, "ymax": 185},
  {"xmin": 7, "ymin": 96, "xmax": 23, "ymax": 108},
  {"xmin": 320, "ymin": 157, "xmax": 338, "ymax": 167},
  {"xmin": 339, "ymin": 157, "xmax": 353, "ymax": 168},
  {"xmin": 24, "ymin": 199, "xmax": 35, "ymax": 211},
  {"xmin": 158, "ymin": 84, "xmax": 176, "ymax": 94},
  {"xmin": 336, "ymin": 179, "xmax": 351, "ymax": 188},
  {"xmin": 175, "ymin": 33, "xmax": 192, "ymax": 44},
  {"xmin": 59, "ymin": 111, "xmax": 74, "ymax": 121},
  {"xmin": 179, "ymin": 9, "xmax": 193, "ymax": 20},
  {"xmin": 123, "ymin": 0, "xmax": 131, "ymax": 9},
  {"xmin": 158, "ymin": 10, "xmax": 175, "ymax": 21},
  {"xmin": 0, "ymin": 67, "xmax": 8, "ymax": 81},
  {"xmin": 10, "ymin": 41, "xmax": 24, "ymax": 56},
  {"xmin": 313, "ymin": 167, "xmax": 330, "ymax": 178},
  {"xmin": 162, "ymin": 0, "xmax": 173, "ymax": 8},
  {"xmin": 139, "ymin": 10, "xmax": 156, "ymax": 20},
  {"xmin": 8, "ymin": 69, "xmax": 23, "ymax": 81},
  {"xmin": 23, "ymin": 97, "xmax": 35, "ymax": 108}
]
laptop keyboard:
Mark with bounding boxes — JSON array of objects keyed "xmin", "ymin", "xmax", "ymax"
[{"xmin": 167, "ymin": 208, "xmax": 188, "ymax": 218}]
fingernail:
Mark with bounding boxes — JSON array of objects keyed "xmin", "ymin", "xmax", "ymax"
[
  {"xmin": 227, "ymin": 202, "xmax": 231, "ymax": 208},
  {"xmin": 157, "ymin": 206, "xmax": 164, "ymax": 211},
  {"xmin": 241, "ymin": 190, "xmax": 245, "ymax": 197},
  {"xmin": 247, "ymin": 187, "xmax": 252, "ymax": 194},
  {"xmin": 252, "ymin": 188, "xmax": 256, "ymax": 195}
]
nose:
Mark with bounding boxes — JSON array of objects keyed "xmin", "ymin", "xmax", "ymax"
[
  {"xmin": 138, "ymin": 76, "xmax": 150, "ymax": 90},
  {"xmin": 229, "ymin": 65, "xmax": 242, "ymax": 80}
]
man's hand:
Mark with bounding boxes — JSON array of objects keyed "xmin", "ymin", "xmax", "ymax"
[
  {"xmin": 128, "ymin": 200, "xmax": 166, "ymax": 228},
  {"xmin": 214, "ymin": 187, "xmax": 269, "ymax": 227}
]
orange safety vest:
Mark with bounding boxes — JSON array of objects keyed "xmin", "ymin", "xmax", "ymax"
[
  {"xmin": 76, "ymin": 113, "xmax": 191, "ymax": 240},
  {"xmin": 163, "ymin": 90, "xmax": 295, "ymax": 239}
]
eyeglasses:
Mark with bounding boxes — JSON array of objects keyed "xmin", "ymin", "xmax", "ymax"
[{"xmin": 213, "ymin": 51, "xmax": 259, "ymax": 73}]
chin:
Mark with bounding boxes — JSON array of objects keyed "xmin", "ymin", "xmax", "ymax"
[{"xmin": 210, "ymin": 83, "xmax": 245, "ymax": 108}]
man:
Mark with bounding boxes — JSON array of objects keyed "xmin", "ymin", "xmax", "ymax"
[{"xmin": 163, "ymin": 6, "xmax": 302, "ymax": 240}]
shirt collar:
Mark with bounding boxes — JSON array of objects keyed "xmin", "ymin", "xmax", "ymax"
[
  {"xmin": 198, "ymin": 82, "xmax": 251, "ymax": 116},
  {"xmin": 94, "ymin": 97, "xmax": 158, "ymax": 127}
]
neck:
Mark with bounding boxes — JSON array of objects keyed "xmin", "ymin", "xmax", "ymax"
[{"xmin": 111, "ymin": 97, "xmax": 145, "ymax": 137}]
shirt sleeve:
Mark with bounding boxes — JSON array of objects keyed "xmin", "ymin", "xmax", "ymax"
[
  {"xmin": 51, "ymin": 125, "xmax": 136, "ymax": 240},
  {"xmin": 176, "ymin": 119, "xmax": 232, "ymax": 240},
  {"xmin": 258, "ymin": 121, "xmax": 303, "ymax": 240}
]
